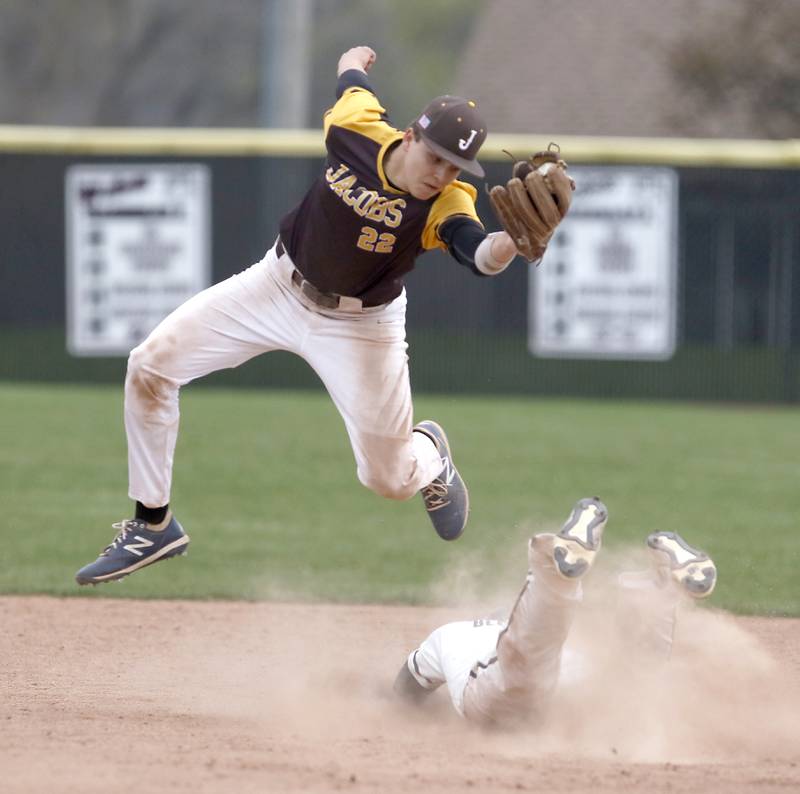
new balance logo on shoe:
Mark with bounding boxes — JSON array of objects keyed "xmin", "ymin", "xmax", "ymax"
[
  {"xmin": 123, "ymin": 535, "xmax": 155, "ymax": 557},
  {"xmin": 75, "ymin": 515, "xmax": 190, "ymax": 585},
  {"xmin": 442, "ymin": 457, "xmax": 456, "ymax": 487}
]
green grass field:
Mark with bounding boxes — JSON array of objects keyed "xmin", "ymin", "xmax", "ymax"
[{"xmin": 1, "ymin": 381, "xmax": 798, "ymax": 614}]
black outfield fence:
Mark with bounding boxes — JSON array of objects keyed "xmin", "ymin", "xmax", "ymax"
[{"xmin": 1, "ymin": 128, "xmax": 798, "ymax": 402}]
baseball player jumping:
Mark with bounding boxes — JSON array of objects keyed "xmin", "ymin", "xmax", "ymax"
[
  {"xmin": 394, "ymin": 498, "xmax": 718, "ymax": 726},
  {"xmin": 75, "ymin": 45, "xmax": 573, "ymax": 586}
]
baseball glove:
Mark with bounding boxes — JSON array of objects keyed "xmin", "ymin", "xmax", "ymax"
[{"xmin": 488, "ymin": 144, "xmax": 575, "ymax": 262}]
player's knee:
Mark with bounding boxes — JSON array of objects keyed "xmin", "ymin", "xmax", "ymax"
[{"xmin": 125, "ymin": 342, "xmax": 177, "ymax": 411}]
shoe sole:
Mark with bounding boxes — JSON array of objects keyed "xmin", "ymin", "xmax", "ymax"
[
  {"xmin": 75, "ymin": 536, "xmax": 190, "ymax": 585},
  {"xmin": 647, "ymin": 531, "xmax": 717, "ymax": 598},
  {"xmin": 553, "ymin": 497, "xmax": 608, "ymax": 579}
]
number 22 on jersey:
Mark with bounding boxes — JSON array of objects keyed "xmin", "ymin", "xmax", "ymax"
[{"xmin": 357, "ymin": 226, "xmax": 396, "ymax": 254}]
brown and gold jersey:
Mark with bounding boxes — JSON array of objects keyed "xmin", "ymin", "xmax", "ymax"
[{"xmin": 278, "ymin": 86, "xmax": 481, "ymax": 306}]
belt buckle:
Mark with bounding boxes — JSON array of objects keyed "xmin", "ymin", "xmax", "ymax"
[
  {"xmin": 337, "ymin": 296, "xmax": 363, "ymax": 312},
  {"xmin": 303, "ymin": 280, "xmax": 338, "ymax": 310},
  {"xmin": 291, "ymin": 267, "xmax": 362, "ymax": 311}
]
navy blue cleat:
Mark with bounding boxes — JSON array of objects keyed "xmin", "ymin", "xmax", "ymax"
[
  {"xmin": 414, "ymin": 420, "xmax": 469, "ymax": 541},
  {"xmin": 75, "ymin": 515, "xmax": 190, "ymax": 585}
]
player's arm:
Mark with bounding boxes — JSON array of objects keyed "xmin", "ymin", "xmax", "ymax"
[
  {"xmin": 426, "ymin": 182, "xmax": 535, "ymax": 275},
  {"xmin": 439, "ymin": 216, "xmax": 532, "ymax": 276},
  {"xmin": 393, "ymin": 662, "xmax": 437, "ymax": 706},
  {"xmin": 335, "ymin": 45, "xmax": 377, "ymax": 98},
  {"xmin": 393, "ymin": 647, "xmax": 443, "ymax": 706}
]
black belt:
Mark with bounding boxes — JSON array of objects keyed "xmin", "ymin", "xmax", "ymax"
[
  {"xmin": 276, "ymin": 238, "xmax": 374, "ymax": 311},
  {"xmin": 290, "ymin": 268, "xmax": 342, "ymax": 310}
]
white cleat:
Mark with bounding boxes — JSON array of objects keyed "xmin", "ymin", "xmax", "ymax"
[
  {"xmin": 531, "ymin": 497, "xmax": 609, "ymax": 580},
  {"xmin": 647, "ymin": 531, "xmax": 717, "ymax": 598}
]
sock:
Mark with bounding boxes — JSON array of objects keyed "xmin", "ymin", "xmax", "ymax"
[{"xmin": 135, "ymin": 502, "xmax": 169, "ymax": 526}]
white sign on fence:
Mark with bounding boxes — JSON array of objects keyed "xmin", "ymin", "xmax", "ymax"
[
  {"xmin": 66, "ymin": 164, "xmax": 210, "ymax": 356},
  {"xmin": 529, "ymin": 167, "xmax": 678, "ymax": 360}
]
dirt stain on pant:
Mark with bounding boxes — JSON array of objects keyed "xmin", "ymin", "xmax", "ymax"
[{"xmin": 126, "ymin": 333, "xmax": 179, "ymax": 414}]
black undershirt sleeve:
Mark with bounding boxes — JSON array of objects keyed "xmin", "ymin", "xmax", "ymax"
[
  {"xmin": 336, "ymin": 69, "xmax": 375, "ymax": 98},
  {"xmin": 438, "ymin": 216, "xmax": 491, "ymax": 277}
]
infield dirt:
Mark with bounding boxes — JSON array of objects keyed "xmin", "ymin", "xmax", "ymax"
[{"xmin": 2, "ymin": 595, "xmax": 799, "ymax": 793}]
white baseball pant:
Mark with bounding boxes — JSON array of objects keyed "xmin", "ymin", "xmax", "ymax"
[
  {"xmin": 124, "ymin": 242, "xmax": 444, "ymax": 508},
  {"xmin": 407, "ymin": 558, "xmax": 680, "ymax": 724},
  {"xmin": 408, "ymin": 560, "xmax": 585, "ymax": 723}
]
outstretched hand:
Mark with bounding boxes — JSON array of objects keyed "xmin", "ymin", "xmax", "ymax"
[{"xmin": 337, "ymin": 46, "xmax": 377, "ymax": 77}]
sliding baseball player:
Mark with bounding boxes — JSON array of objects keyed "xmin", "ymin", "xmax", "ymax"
[{"xmin": 394, "ymin": 497, "xmax": 717, "ymax": 725}]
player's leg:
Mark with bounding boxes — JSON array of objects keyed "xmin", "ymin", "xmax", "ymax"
[
  {"xmin": 394, "ymin": 619, "xmax": 506, "ymax": 718},
  {"xmin": 616, "ymin": 530, "xmax": 717, "ymax": 660},
  {"xmin": 124, "ymin": 258, "xmax": 298, "ymax": 509},
  {"xmin": 393, "ymin": 624, "xmax": 448, "ymax": 706},
  {"xmin": 76, "ymin": 244, "xmax": 300, "ymax": 584},
  {"xmin": 305, "ymin": 292, "xmax": 468, "ymax": 540},
  {"xmin": 463, "ymin": 498, "xmax": 608, "ymax": 725}
]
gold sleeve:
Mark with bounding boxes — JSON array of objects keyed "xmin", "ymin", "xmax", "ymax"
[
  {"xmin": 421, "ymin": 181, "xmax": 483, "ymax": 251},
  {"xmin": 323, "ymin": 87, "xmax": 393, "ymax": 143}
]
